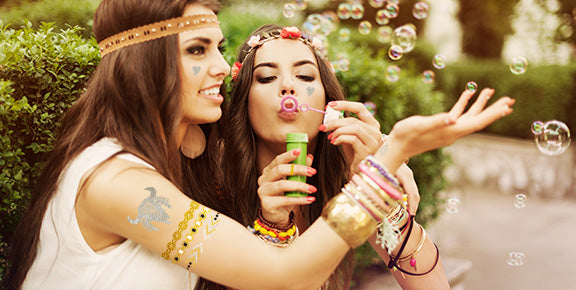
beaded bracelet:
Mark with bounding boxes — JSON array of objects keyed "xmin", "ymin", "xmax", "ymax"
[
  {"xmin": 363, "ymin": 155, "xmax": 400, "ymax": 188},
  {"xmin": 247, "ymin": 210, "xmax": 298, "ymax": 247}
]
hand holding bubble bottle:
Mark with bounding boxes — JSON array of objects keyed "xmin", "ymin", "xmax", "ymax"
[{"xmin": 281, "ymin": 95, "xmax": 343, "ymax": 196}]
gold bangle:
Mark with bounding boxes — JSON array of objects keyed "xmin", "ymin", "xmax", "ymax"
[{"xmin": 322, "ymin": 193, "xmax": 378, "ymax": 248}]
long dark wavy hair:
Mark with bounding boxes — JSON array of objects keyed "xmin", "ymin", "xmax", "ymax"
[
  {"xmin": 219, "ymin": 24, "xmax": 354, "ymax": 289},
  {"xmin": 4, "ymin": 0, "xmax": 225, "ymax": 289}
]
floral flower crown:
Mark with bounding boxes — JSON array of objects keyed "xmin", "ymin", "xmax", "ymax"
[{"xmin": 231, "ymin": 26, "xmax": 325, "ymax": 81}]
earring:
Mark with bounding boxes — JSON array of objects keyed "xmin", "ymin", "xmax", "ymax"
[{"xmin": 180, "ymin": 124, "xmax": 206, "ymax": 159}]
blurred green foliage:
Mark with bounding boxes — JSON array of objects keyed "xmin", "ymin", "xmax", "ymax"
[
  {"xmin": 434, "ymin": 60, "xmax": 576, "ymax": 139},
  {"xmin": 0, "ymin": 0, "xmax": 99, "ymax": 38},
  {"xmin": 0, "ymin": 21, "xmax": 100, "ymax": 284}
]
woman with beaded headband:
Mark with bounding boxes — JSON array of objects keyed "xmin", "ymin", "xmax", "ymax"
[
  {"xmin": 4, "ymin": 0, "xmax": 516, "ymax": 289},
  {"xmin": 220, "ymin": 24, "xmax": 515, "ymax": 289}
]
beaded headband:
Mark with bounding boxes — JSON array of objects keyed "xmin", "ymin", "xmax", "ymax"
[
  {"xmin": 98, "ymin": 14, "xmax": 220, "ymax": 57},
  {"xmin": 231, "ymin": 26, "xmax": 325, "ymax": 81}
]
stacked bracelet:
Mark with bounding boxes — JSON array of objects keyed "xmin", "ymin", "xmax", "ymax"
[
  {"xmin": 248, "ymin": 210, "xmax": 298, "ymax": 247},
  {"xmin": 387, "ymin": 216, "xmax": 440, "ymax": 276},
  {"xmin": 322, "ymin": 193, "xmax": 378, "ymax": 248}
]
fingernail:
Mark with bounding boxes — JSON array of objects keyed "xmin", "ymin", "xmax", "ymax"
[
  {"xmin": 306, "ymin": 196, "xmax": 316, "ymax": 202},
  {"xmin": 328, "ymin": 101, "xmax": 337, "ymax": 107},
  {"xmin": 330, "ymin": 138, "xmax": 336, "ymax": 144},
  {"xmin": 327, "ymin": 133, "xmax": 334, "ymax": 140},
  {"xmin": 307, "ymin": 167, "xmax": 317, "ymax": 175},
  {"xmin": 318, "ymin": 124, "xmax": 326, "ymax": 131},
  {"xmin": 292, "ymin": 148, "xmax": 301, "ymax": 156},
  {"xmin": 308, "ymin": 185, "xmax": 317, "ymax": 193}
]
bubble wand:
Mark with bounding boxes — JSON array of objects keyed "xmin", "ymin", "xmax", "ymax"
[{"xmin": 280, "ymin": 95, "xmax": 326, "ymax": 114}]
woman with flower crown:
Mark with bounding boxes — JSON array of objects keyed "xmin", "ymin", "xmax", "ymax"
[
  {"xmin": 5, "ymin": 0, "xmax": 515, "ymax": 288},
  {"xmin": 216, "ymin": 24, "xmax": 515, "ymax": 289}
]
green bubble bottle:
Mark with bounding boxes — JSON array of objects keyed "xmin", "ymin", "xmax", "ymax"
[{"xmin": 285, "ymin": 133, "xmax": 309, "ymax": 197}]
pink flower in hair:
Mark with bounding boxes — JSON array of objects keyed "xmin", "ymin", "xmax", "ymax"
[
  {"xmin": 281, "ymin": 26, "xmax": 302, "ymax": 39},
  {"xmin": 231, "ymin": 61, "xmax": 242, "ymax": 81},
  {"xmin": 247, "ymin": 35, "xmax": 261, "ymax": 48}
]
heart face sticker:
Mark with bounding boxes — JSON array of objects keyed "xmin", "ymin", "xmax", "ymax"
[
  {"xmin": 306, "ymin": 87, "xmax": 314, "ymax": 96},
  {"xmin": 193, "ymin": 66, "xmax": 201, "ymax": 75}
]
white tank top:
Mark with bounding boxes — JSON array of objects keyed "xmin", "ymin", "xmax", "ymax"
[{"xmin": 23, "ymin": 138, "xmax": 198, "ymax": 289}]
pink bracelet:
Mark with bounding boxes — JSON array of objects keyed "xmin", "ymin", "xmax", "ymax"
[{"xmin": 358, "ymin": 163, "xmax": 402, "ymax": 200}]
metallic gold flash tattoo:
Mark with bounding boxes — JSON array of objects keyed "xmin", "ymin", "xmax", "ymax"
[
  {"xmin": 162, "ymin": 201, "xmax": 199, "ymax": 260},
  {"xmin": 128, "ymin": 187, "xmax": 172, "ymax": 232},
  {"xmin": 185, "ymin": 212, "xmax": 221, "ymax": 269}
]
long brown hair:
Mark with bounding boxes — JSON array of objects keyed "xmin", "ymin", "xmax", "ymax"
[
  {"xmin": 220, "ymin": 24, "xmax": 354, "ymax": 289},
  {"xmin": 4, "ymin": 0, "xmax": 223, "ymax": 289}
]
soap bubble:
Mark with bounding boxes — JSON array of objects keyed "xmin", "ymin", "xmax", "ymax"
[
  {"xmin": 336, "ymin": 56, "xmax": 350, "ymax": 72},
  {"xmin": 283, "ymin": 3, "xmax": 296, "ymax": 18},
  {"xmin": 531, "ymin": 120, "xmax": 544, "ymax": 135},
  {"xmin": 509, "ymin": 56, "xmax": 528, "ymax": 75},
  {"xmin": 369, "ymin": 0, "xmax": 386, "ymax": 8},
  {"xmin": 422, "ymin": 70, "xmax": 435, "ymax": 84},
  {"xmin": 445, "ymin": 197, "xmax": 460, "ymax": 214},
  {"xmin": 385, "ymin": 65, "xmax": 401, "ymax": 82},
  {"xmin": 534, "ymin": 120, "xmax": 571, "ymax": 156},
  {"xmin": 294, "ymin": 0, "xmax": 308, "ymax": 10},
  {"xmin": 358, "ymin": 21, "xmax": 372, "ymax": 35},
  {"xmin": 383, "ymin": 2, "xmax": 400, "ymax": 19},
  {"xmin": 412, "ymin": 2, "xmax": 430, "ymax": 20},
  {"xmin": 388, "ymin": 45, "xmax": 403, "ymax": 60},
  {"xmin": 465, "ymin": 81, "xmax": 478, "ymax": 92},
  {"xmin": 432, "ymin": 54, "xmax": 447, "ymax": 69},
  {"xmin": 338, "ymin": 28, "xmax": 351, "ymax": 42},
  {"xmin": 377, "ymin": 26, "xmax": 393, "ymax": 43},
  {"xmin": 338, "ymin": 3, "xmax": 352, "ymax": 20},
  {"xmin": 364, "ymin": 101, "xmax": 377, "ymax": 116},
  {"xmin": 351, "ymin": 3, "xmax": 365, "ymax": 20},
  {"xmin": 376, "ymin": 9, "xmax": 390, "ymax": 25},
  {"xmin": 303, "ymin": 14, "xmax": 333, "ymax": 36},
  {"xmin": 514, "ymin": 194, "xmax": 527, "ymax": 208},
  {"xmin": 391, "ymin": 24, "xmax": 417, "ymax": 53},
  {"xmin": 507, "ymin": 251, "xmax": 525, "ymax": 266}
]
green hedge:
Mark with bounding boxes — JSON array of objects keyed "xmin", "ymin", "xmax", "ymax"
[{"xmin": 0, "ymin": 22, "xmax": 100, "ymax": 281}]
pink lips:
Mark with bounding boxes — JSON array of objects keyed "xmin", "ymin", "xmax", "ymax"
[{"xmin": 278, "ymin": 110, "xmax": 298, "ymax": 120}]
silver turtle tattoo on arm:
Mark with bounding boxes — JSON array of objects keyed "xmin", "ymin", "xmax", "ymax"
[{"xmin": 128, "ymin": 187, "xmax": 172, "ymax": 232}]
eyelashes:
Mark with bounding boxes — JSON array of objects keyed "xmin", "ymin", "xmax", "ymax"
[
  {"xmin": 256, "ymin": 75, "xmax": 315, "ymax": 84},
  {"xmin": 185, "ymin": 44, "xmax": 227, "ymax": 56}
]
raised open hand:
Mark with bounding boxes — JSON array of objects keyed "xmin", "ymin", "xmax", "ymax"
[{"xmin": 377, "ymin": 88, "xmax": 515, "ymax": 173}]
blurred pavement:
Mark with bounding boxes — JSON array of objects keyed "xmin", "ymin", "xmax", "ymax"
[{"xmin": 353, "ymin": 134, "xmax": 576, "ymax": 290}]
